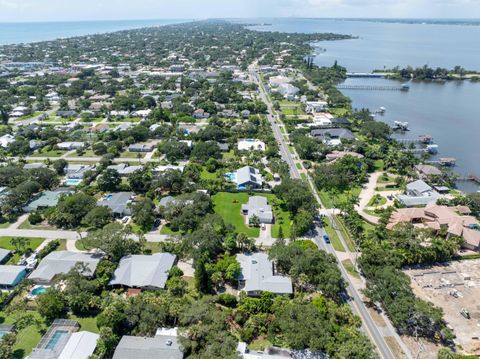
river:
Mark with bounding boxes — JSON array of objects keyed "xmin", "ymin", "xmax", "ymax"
[{"xmin": 249, "ymin": 18, "xmax": 480, "ymax": 191}]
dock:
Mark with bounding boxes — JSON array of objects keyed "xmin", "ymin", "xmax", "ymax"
[
  {"xmin": 457, "ymin": 175, "xmax": 480, "ymax": 184},
  {"xmin": 346, "ymin": 72, "xmax": 386, "ymax": 78},
  {"xmin": 426, "ymin": 157, "xmax": 457, "ymax": 166},
  {"xmin": 337, "ymin": 84, "xmax": 410, "ymax": 91}
]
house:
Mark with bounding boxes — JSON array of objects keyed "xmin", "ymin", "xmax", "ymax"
[
  {"xmin": 29, "ymin": 320, "xmax": 99, "ymax": 359},
  {"xmin": 97, "ymin": 192, "xmax": 134, "ymax": 218},
  {"xmin": 109, "ymin": 253, "xmax": 176, "ymax": 289},
  {"xmin": 89, "ymin": 101, "xmax": 111, "ymax": 112},
  {"xmin": 305, "ymin": 101, "xmax": 327, "ymax": 113},
  {"xmin": 330, "ymin": 117, "xmax": 350, "ymax": 126},
  {"xmin": 0, "ymin": 134, "xmax": 15, "ymax": 148},
  {"xmin": 113, "ymin": 328, "xmax": 184, "ymax": 359},
  {"xmin": 110, "ymin": 110, "xmax": 130, "ymax": 118},
  {"xmin": 29, "ymin": 251, "xmax": 102, "ymax": 284},
  {"xmin": 241, "ymin": 196, "xmax": 274, "ymax": 224},
  {"xmin": 237, "ymin": 139, "xmax": 266, "ymax": 152},
  {"xmin": 107, "ymin": 163, "xmax": 143, "ymax": 177},
  {"xmin": 397, "ymin": 180, "xmax": 441, "ymax": 207},
  {"xmin": 387, "ymin": 204, "xmax": 480, "ymax": 251},
  {"xmin": 311, "ymin": 128, "xmax": 355, "ymax": 145},
  {"xmin": 217, "ymin": 142, "xmax": 230, "ymax": 151},
  {"xmin": 415, "ymin": 164, "xmax": 442, "ymax": 179},
  {"xmin": 57, "ymin": 141, "xmax": 85, "ymax": 151},
  {"xmin": 0, "ymin": 249, "xmax": 12, "ymax": 264},
  {"xmin": 23, "ymin": 188, "xmax": 74, "ymax": 212},
  {"xmin": 23, "ymin": 163, "xmax": 47, "ymax": 170},
  {"xmin": 0, "ymin": 265, "xmax": 27, "ymax": 290},
  {"xmin": 128, "ymin": 143, "xmax": 154, "ymax": 152},
  {"xmin": 241, "ymin": 110, "xmax": 251, "ymax": 119},
  {"xmin": 269, "ymin": 75, "xmax": 290, "ymax": 87},
  {"xmin": 276, "ymin": 83, "xmax": 299, "ymax": 99},
  {"xmin": 132, "ymin": 109, "xmax": 151, "ymax": 118},
  {"xmin": 56, "ymin": 110, "xmax": 78, "ymax": 118},
  {"xmin": 325, "ymin": 151, "xmax": 364, "ymax": 162},
  {"xmin": 192, "ymin": 108, "xmax": 210, "ymax": 119},
  {"xmin": 65, "ymin": 164, "xmax": 95, "ymax": 179},
  {"xmin": 236, "ymin": 253, "xmax": 293, "ymax": 296},
  {"xmin": 229, "ymin": 166, "xmax": 263, "ymax": 189},
  {"xmin": 152, "ymin": 164, "xmax": 185, "ymax": 176}
]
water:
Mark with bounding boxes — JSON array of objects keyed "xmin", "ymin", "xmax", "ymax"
[
  {"xmin": 0, "ymin": 19, "xmax": 189, "ymax": 45},
  {"xmin": 249, "ymin": 19, "xmax": 480, "ymax": 191},
  {"xmin": 45, "ymin": 330, "xmax": 69, "ymax": 350}
]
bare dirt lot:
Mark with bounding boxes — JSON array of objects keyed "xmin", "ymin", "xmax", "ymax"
[{"xmin": 404, "ymin": 259, "xmax": 480, "ymax": 355}]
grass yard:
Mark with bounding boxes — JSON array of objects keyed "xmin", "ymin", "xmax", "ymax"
[
  {"xmin": 69, "ymin": 314, "xmax": 99, "ymax": 333},
  {"xmin": 143, "ymin": 242, "xmax": 165, "ymax": 253},
  {"xmin": 212, "ymin": 192, "xmax": 292, "ymax": 239},
  {"xmin": 31, "ymin": 148, "xmax": 66, "ymax": 158},
  {"xmin": 0, "ymin": 237, "xmax": 45, "ymax": 264},
  {"xmin": 119, "ymin": 150, "xmax": 146, "ymax": 159},
  {"xmin": 200, "ymin": 169, "xmax": 219, "ymax": 181},
  {"xmin": 342, "ymin": 259, "xmax": 360, "ymax": 279},
  {"xmin": 160, "ymin": 224, "xmax": 181, "ymax": 236},
  {"xmin": 373, "ymin": 159, "xmax": 385, "ymax": 171},
  {"xmin": 318, "ymin": 187, "xmax": 362, "ymax": 209},
  {"xmin": 281, "ymin": 107, "xmax": 304, "ymax": 116},
  {"xmin": 0, "ymin": 217, "xmax": 15, "ymax": 228},
  {"xmin": 67, "ymin": 149, "xmax": 96, "ymax": 158},
  {"xmin": 222, "ymin": 150, "xmax": 236, "ymax": 160},
  {"xmin": 334, "ymin": 217, "xmax": 357, "ymax": 252},
  {"xmin": 323, "ymin": 217, "xmax": 345, "ymax": 252},
  {"xmin": 367, "ymin": 194, "xmax": 387, "ymax": 207}
]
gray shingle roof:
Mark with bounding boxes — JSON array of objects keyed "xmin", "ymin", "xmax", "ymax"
[
  {"xmin": 235, "ymin": 166, "xmax": 263, "ymax": 187},
  {"xmin": 0, "ymin": 265, "xmax": 27, "ymax": 286},
  {"xmin": 236, "ymin": 253, "xmax": 292, "ymax": 295},
  {"xmin": 113, "ymin": 332, "xmax": 183, "ymax": 359},
  {"xmin": 241, "ymin": 196, "xmax": 273, "ymax": 223},
  {"xmin": 311, "ymin": 128, "xmax": 355, "ymax": 140},
  {"xmin": 29, "ymin": 251, "xmax": 101, "ymax": 283},
  {"xmin": 0, "ymin": 248, "xmax": 11, "ymax": 264},
  {"xmin": 109, "ymin": 253, "xmax": 176, "ymax": 289},
  {"xmin": 97, "ymin": 192, "xmax": 133, "ymax": 216}
]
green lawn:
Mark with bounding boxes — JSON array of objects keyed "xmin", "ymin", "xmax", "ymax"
[
  {"xmin": 31, "ymin": 148, "xmax": 66, "ymax": 158},
  {"xmin": 367, "ymin": 194, "xmax": 387, "ymax": 207},
  {"xmin": 119, "ymin": 150, "xmax": 147, "ymax": 159},
  {"xmin": 373, "ymin": 159, "xmax": 385, "ymax": 171},
  {"xmin": 67, "ymin": 149, "xmax": 96, "ymax": 158},
  {"xmin": 18, "ymin": 219, "xmax": 56, "ymax": 230},
  {"xmin": 144, "ymin": 242, "xmax": 165, "ymax": 253},
  {"xmin": 328, "ymin": 107, "xmax": 350, "ymax": 117},
  {"xmin": 318, "ymin": 187, "xmax": 361, "ymax": 209},
  {"xmin": 323, "ymin": 217, "xmax": 345, "ymax": 252},
  {"xmin": 342, "ymin": 259, "xmax": 360, "ymax": 279},
  {"xmin": 0, "ymin": 217, "xmax": 15, "ymax": 228},
  {"xmin": 334, "ymin": 217, "xmax": 357, "ymax": 252},
  {"xmin": 69, "ymin": 314, "xmax": 99, "ymax": 333},
  {"xmin": 160, "ymin": 224, "xmax": 181, "ymax": 235},
  {"xmin": 200, "ymin": 169, "xmax": 219, "ymax": 181},
  {"xmin": 281, "ymin": 108, "xmax": 304, "ymax": 116},
  {"xmin": 212, "ymin": 192, "xmax": 292, "ymax": 238},
  {"xmin": 0, "ymin": 237, "xmax": 46, "ymax": 264},
  {"xmin": 222, "ymin": 150, "xmax": 236, "ymax": 160}
]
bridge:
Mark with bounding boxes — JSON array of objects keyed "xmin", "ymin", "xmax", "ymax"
[{"xmin": 337, "ymin": 84, "xmax": 410, "ymax": 91}]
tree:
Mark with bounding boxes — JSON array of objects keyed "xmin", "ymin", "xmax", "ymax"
[
  {"xmin": 97, "ymin": 168, "xmax": 121, "ymax": 192},
  {"xmin": 0, "ymin": 332, "xmax": 16, "ymax": 358},
  {"xmin": 293, "ymin": 209, "xmax": 314, "ymax": 236},
  {"xmin": 82, "ymin": 206, "xmax": 113, "ymax": 229},
  {"xmin": 49, "ymin": 192, "xmax": 96, "ymax": 228},
  {"xmin": 60, "ymin": 264, "xmax": 101, "ymax": 315},
  {"xmin": 249, "ymin": 214, "xmax": 260, "ymax": 227},
  {"xmin": 10, "ymin": 237, "xmax": 30, "ymax": 254},
  {"xmin": 128, "ymin": 168, "xmax": 152, "ymax": 193},
  {"xmin": 53, "ymin": 159, "xmax": 68, "ymax": 175},
  {"xmin": 82, "ymin": 223, "xmax": 143, "ymax": 262},
  {"xmin": 96, "ymin": 327, "xmax": 120, "ymax": 358},
  {"xmin": 130, "ymin": 198, "xmax": 156, "ymax": 231},
  {"xmin": 37, "ymin": 288, "xmax": 66, "ymax": 321},
  {"xmin": 154, "ymin": 169, "xmax": 183, "ymax": 193},
  {"xmin": 29, "ymin": 168, "xmax": 60, "ymax": 190},
  {"xmin": 158, "ymin": 141, "xmax": 190, "ymax": 162},
  {"xmin": 93, "ymin": 142, "xmax": 108, "ymax": 155},
  {"xmin": 0, "ymin": 106, "xmax": 8, "ymax": 125},
  {"xmin": 194, "ymin": 258, "xmax": 211, "ymax": 294}
]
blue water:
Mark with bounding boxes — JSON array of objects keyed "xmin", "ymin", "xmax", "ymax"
[
  {"xmin": 31, "ymin": 286, "xmax": 47, "ymax": 296},
  {"xmin": 225, "ymin": 172, "xmax": 236, "ymax": 182},
  {"xmin": 0, "ymin": 330, "xmax": 10, "ymax": 338},
  {"xmin": 45, "ymin": 330, "xmax": 69, "ymax": 350},
  {"xmin": 0, "ymin": 19, "xmax": 189, "ymax": 45},
  {"xmin": 64, "ymin": 179, "xmax": 82, "ymax": 186}
]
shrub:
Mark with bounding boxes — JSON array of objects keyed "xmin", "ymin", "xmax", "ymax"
[{"xmin": 28, "ymin": 212, "xmax": 43, "ymax": 225}]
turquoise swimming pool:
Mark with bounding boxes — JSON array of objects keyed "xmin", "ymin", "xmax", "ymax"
[
  {"xmin": 45, "ymin": 330, "xmax": 69, "ymax": 350},
  {"xmin": 64, "ymin": 179, "xmax": 82, "ymax": 186},
  {"xmin": 225, "ymin": 172, "xmax": 236, "ymax": 182},
  {"xmin": 31, "ymin": 286, "xmax": 47, "ymax": 296}
]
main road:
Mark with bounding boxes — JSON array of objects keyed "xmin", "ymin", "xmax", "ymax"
[{"xmin": 250, "ymin": 64, "xmax": 407, "ymax": 359}]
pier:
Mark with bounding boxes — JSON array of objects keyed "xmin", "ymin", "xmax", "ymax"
[
  {"xmin": 337, "ymin": 84, "xmax": 410, "ymax": 91},
  {"xmin": 346, "ymin": 72, "xmax": 386, "ymax": 78},
  {"xmin": 457, "ymin": 175, "xmax": 480, "ymax": 184}
]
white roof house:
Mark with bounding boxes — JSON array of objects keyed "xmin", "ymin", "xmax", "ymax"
[
  {"xmin": 58, "ymin": 331, "xmax": 100, "ymax": 359},
  {"xmin": 237, "ymin": 139, "xmax": 265, "ymax": 152},
  {"xmin": 29, "ymin": 251, "xmax": 102, "ymax": 284},
  {"xmin": 236, "ymin": 253, "xmax": 293, "ymax": 296},
  {"xmin": 0, "ymin": 265, "xmax": 27, "ymax": 289},
  {"xmin": 109, "ymin": 253, "xmax": 176, "ymax": 289},
  {"xmin": 397, "ymin": 180, "xmax": 441, "ymax": 207},
  {"xmin": 232, "ymin": 166, "xmax": 263, "ymax": 189},
  {"xmin": 241, "ymin": 196, "xmax": 274, "ymax": 224},
  {"xmin": 0, "ymin": 134, "xmax": 15, "ymax": 148}
]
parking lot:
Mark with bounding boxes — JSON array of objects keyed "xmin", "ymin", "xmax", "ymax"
[{"xmin": 404, "ymin": 259, "xmax": 480, "ymax": 355}]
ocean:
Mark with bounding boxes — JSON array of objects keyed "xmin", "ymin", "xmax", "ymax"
[{"xmin": 0, "ymin": 19, "xmax": 189, "ymax": 45}]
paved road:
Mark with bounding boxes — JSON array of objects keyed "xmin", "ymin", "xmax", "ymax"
[
  {"xmin": 251, "ymin": 65, "xmax": 405, "ymax": 359},
  {"xmin": 14, "ymin": 105, "xmax": 59, "ymax": 127}
]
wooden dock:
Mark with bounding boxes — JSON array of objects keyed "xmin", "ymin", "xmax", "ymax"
[
  {"xmin": 457, "ymin": 175, "xmax": 480, "ymax": 184},
  {"xmin": 337, "ymin": 84, "xmax": 409, "ymax": 91}
]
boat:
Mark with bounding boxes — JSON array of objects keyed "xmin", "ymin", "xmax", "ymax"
[
  {"xmin": 379, "ymin": 106, "xmax": 386, "ymax": 113},
  {"xmin": 393, "ymin": 121, "xmax": 409, "ymax": 131},
  {"xmin": 426, "ymin": 144, "xmax": 439, "ymax": 154},
  {"xmin": 419, "ymin": 134, "xmax": 433, "ymax": 144}
]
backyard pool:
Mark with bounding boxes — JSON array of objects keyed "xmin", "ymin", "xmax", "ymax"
[
  {"xmin": 63, "ymin": 178, "xmax": 82, "ymax": 186},
  {"xmin": 31, "ymin": 286, "xmax": 48, "ymax": 295},
  {"xmin": 225, "ymin": 172, "xmax": 236, "ymax": 182},
  {"xmin": 45, "ymin": 330, "xmax": 69, "ymax": 350}
]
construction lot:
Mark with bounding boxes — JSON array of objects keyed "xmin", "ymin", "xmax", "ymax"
[{"xmin": 404, "ymin": 259, "xmax": 480, "ymax": 355}]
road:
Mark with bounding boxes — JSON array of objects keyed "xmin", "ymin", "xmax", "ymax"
[
  {"xmin": 14, "ymin": 105, "xmax": 59, "ymax": 127},
  {"xmin": 251, "ymin": 65, "xmax": 408, "ymax": 359}
]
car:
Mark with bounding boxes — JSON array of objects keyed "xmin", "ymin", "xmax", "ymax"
[
  {"xmin": 323, "ymin": 234, "xmax": 330, "ymax": 243},
  {"xmin": 261, "ymin": 223, "xmax": 266, "ymax": 230},
  {"xmin": 121, "ymin": 216, "xmax": 130, "ymax": 224}
]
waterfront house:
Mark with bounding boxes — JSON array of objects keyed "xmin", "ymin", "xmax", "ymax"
[
  {"xmin": 29, "ymin": 251, "xmax": 102, "ymax": 284},
  {"xmin": 397, "ymin": 180, "xmax": 441, "ymax": 207},
  {"xmin": 109, "ymin": 253, "xmax": 176, "ymax": 290},
  {"xmin": 311, "ymin": 128, "xmax": 355, "ymax": 145},
  {"xmin": 113, "ymin": 328, "xmax": 184, "ymax": 359},
  {"xmin": 305, "ymin": 101, "xmax": 328, "ymax": 113},
  {"xmin": 236, "ymin": 253, "xmax": 293, "ymax": 296},
  {"xmin": 241, "ymin": 196, "xmax": 274, "ymax": 224}
]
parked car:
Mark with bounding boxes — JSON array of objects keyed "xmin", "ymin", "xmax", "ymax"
[{"xmin": 323, "ymin": 234, "xmax": 330, "ymax": 244}]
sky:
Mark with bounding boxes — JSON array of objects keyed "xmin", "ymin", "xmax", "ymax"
[{"xmin": 1, "ymin": 0, "xmax": 480, "ymax": 22}]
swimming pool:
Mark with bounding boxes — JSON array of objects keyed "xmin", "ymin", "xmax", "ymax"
[
  {"xmin": 64, "ymin": 179, "xmax": 82, "ymax": 186},
  {"xmin": 225, "ymin": 172, "xmax": 236, "ymax": 182},
  {"xmin": 104, "ymin": 194, "xmax": 113, "ymax": 200},
  {"xmin": 45, "ymin": 330, "xmax": 69, "ymax": 350},
  {"xmin": 31, "ymin": 286, "xmax": 47, "ymax": 296},
  {"xmin": 0, "ymin": 330, "xmax": 10, "ymax": 338}
]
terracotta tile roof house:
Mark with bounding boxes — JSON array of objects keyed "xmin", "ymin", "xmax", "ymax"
[{"xmin": 387, "ymin": 204, "xmax": 480, "ymax": 250}]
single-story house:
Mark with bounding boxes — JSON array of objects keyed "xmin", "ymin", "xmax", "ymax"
[
  {"xmin": 23, "ymin": 163, "xmax": 47, "ymax": 170},
  {"xmin": 0, "ymin": 134, "xmax": 15, "ymax": 148},
  {"xmin": 236, "ymin": 253, "xmax": 293, "ymax": 296},
  {"xmin": 110, "ymin": 110, "xmax": 130, "ymax": 118},
  {"xmin": 23, "ymin": 188, "xmax": 74, "ymax": 212},
  {"xmin": 128, "ymin": 144, "xmax": 154, "ymax": 153},
  {"xmin": 311, "ymin": 128, "xmax": 355, "ymax": 145},
  {"xmin": 397, "ymin": 180, "xmax": 441, "ymax": 207},
  {"xmin": 152, "ymin": 165, "xmax": 185, "ymax": 176},
  {"xmin": 241, "ymin": 196, "xmax": 274, "ymax": 224},
  {"xmin": 217, "ymin": 142, "xmax": 230, "ymax": 151},
  {"xmin": 305, "ymin": 101, "xmax": 327, "ymax": 113},
  {"xmin": 109, "ymin": 253, "xmax": 176, "ymax": 290},
  {"xmin": 107, "ymin": 163, "xmax": 143, "ymax": 177},
  {"xmin": 65, "ymin": 164, "xmax": 95, "ymax": 179},
  {"xmin": 330, "ymin": 117, "xmax": 350, "ymax": 126},
  {"xmin": 57, "ymin": 142, "xmax": 85, "ymax": 151},
  {"xmin": 29, "ymin": 251, "xmax": 102, "ymax": 284},
  {"xmin": 97, "ymin": 192, "xmax": 133, "ymax": 218},
  {"xmin": 192, "ymin": 109, "xmax": 210, "ymax": 119},
  {"xmin": 237, "ymin": 139, "xmax": 266, "ymax": 152},
  {"xmin": 56, "ymin": 110, "xmax": 78, "ymax": 118},
  {"xmin": 0, "ymin": 265, "xmax": 27, "ymax": 290},
  {"xmin": 131, "ymin": 109, "xmax": 151, "ymax": 118},
  {"xmin": 415, "ymin": 164, "xmax": 442, "ymax": 178},
  {"xmin": 0, "ymin": 249, "xmax": 12, "ymax": 264},
  {"xmin": 113, "ymin": 328, "xmax": 184, "ymax": 359},
  {"xmin": 276, "ymin": 83, "xmax": 299, "ymax": 99},
  {"xmin": 325, "ymin": 151, "xmax": 364, "ymax": 162},
  {"xmin": 230, "ymin": 166, "xmax": 263, "ymax": 189}
]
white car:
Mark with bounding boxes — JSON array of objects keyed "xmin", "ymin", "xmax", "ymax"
[{"xmin": 121, "ymin": 216, "xmax": 130, "ymax": 224}]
